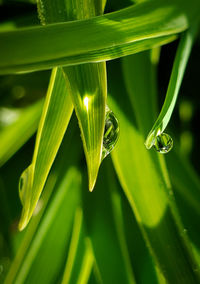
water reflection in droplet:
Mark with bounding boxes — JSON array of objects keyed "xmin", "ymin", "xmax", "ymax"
[
  {"xmin": 153, "ymin": 133, "xmax": 173, "ymax": 154},
  {"xmin": 101, "ymin": 107, "xmax": 119, "ymax": 160}
]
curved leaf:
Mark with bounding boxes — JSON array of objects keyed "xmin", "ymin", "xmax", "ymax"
[
  {"xmin": 108, "ymin": 59, "xmax": 200, "ymax": 283},
  {"xmin": 18, "ymin": 67, "xmax": 73, "ymax": 230},
  {"xmin": 145, "ymin": 26, "xmax": 197, "ymax": 149},
  {"xmin": 1, "ymin": 0, "xmax": 200, "ymax": 74}
]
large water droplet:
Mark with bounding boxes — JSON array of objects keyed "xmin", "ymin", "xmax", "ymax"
[
  {"xmin": 153, "ymin": 133, "xmax": 173, "ymax": 154},
  {"xmin": 102, "ymin": 107, "xmax": 119, "ymax": 160},
  {"xmin": 19, "ymin": 164, "xmax": 34, "ymax": 205}
]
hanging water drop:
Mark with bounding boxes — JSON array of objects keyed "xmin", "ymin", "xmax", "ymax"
[
  {"xmin": 102, "ymin": 107, "xmax": 119, "ymax": 160},
  {"xmin": 153, "ymin": 133, "xmax": 173, "ymax": 154},
  {"xmin": 19, "ymin": 164, "xmax": 34, "ymax": 205}
]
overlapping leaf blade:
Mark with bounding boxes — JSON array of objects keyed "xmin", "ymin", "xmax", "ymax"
[
  {"xmin": 18, "ymin": 67, "xmax": 73, "ymax": 230},
  {"xmin": 82, "ymin": 159, "xmax": 136, "ymax": 284},
  {"xmin": 145, "ymin": 27, "xmax": 197, "ymax": 149},
  {"xmin": 5, "ymin": 117, "xmax": 82, "ymax": 284},
  {"xmin": 37, "ymin": 0, "xmax": 107, "ymax": 192},
  {"xmin": 63, "ymin": 63, "xmax": 107, "ymax": 191},
  {"xmin": 1, "ymin": 0, "xmax": 200, "ymax": 74},
  {"xmin": 108, "ymin": 57, "xmax": 200, "ymax": 282}
]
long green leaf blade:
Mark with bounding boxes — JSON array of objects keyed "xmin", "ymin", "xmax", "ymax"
[
  {"xmin": 61, "ymin": 0, "xmax": 107, "ymax": 191},
  {"xmin": 16, "ymin": 167, "xmax": 81, "ymax": 284},
  {"xmin": 18, "ymin": 67, "xmax": 73, "ymax": 230},
  {"xmin": 145, "ymin": 27, "xmax": 197, "ymax": 149},
  {"xmin": 5, "ymin": 117, "xmax": 82, "ymax": 284},
  {"xmin": 108, "ymin": 59, "xmax": 200, "ymax": 282},
  {"xmin": 38, "ymin": 0, "xmax": 107, "ymax": 192},
  {"xmin": 0, "ymin": 0, "xmax": 200, "ymax": 74},
  {"xmin": 63, "ymin": 64, "xmax": 107, "ymax": 191},
  {"xmin": 82, "ymin": 161, "xmax": 136, "ymax": 284}
]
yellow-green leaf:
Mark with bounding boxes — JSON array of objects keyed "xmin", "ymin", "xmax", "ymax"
[
  {"xmin": 63, "ymin": 63, "xmax": 107, "ymax": 191},
  {"xmin": 18, "ymin": 67, "xmax": 73, "ymax": 230},
  {"xmin": 1, "ymin": 0, "xmax": 200, "ymax": 74},
  {"xmin": 108, "ymin": 58, "xmax": 200, "ymax": 282}
]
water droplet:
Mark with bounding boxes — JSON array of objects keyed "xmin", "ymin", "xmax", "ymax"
[
  {"xmin": 19, "ymin": 164, "xmax": 34, "ymax": 205},
  {"xmin": 101, "ymin": 107, "xmax": 119, "ymax": 160},
  {"xmin": 153, "ymin": 133, "xmax": 173, "ymax": 154}
]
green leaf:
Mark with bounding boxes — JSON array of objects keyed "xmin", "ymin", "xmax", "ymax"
[
  {"xmin": 15, "ymin": 167, "xmax": 81, "ymax": 284},
  {"xmin": 75, "ymin": 240, "xmax": 94, "ymax": 284},
  {"xmin": 5, "ymin": 116, "xmax": 82, "ymax": 284},
  {"xmin": 18, "ymin": 67, "xmax": 73, "ymax": 230},
  {"xmin": 37, "ymin": 0, "xmax": 107, "ymax": 192},
  {"xmin": 108, "ymin": 59, "xmax": 200, "ymax": 283},
  {"xmin": 82, "ymin": 159, "xmax": 136, "ymax": 284},
  {"xmin": 145, "ymin": 26, "xmax": 197, "ymax": 149},
  {"xmin": 0, "ymin": 99, "xmax": 43, "ymax": 166},
  {"xmin": 63, "ymin": 64, "xmax": 107, "ymax": 191},
  {"xmin": 61, "ymin": 208, "xmax": 88, "ymax": 284},
  {"xmin": 121, "ymin": 50, "xmax": 158, "ymax": 136},
  {"xmin": 1, "ymin": 0, "xmax": 200, "ymax": 74}
]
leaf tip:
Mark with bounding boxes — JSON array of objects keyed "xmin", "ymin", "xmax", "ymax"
[
  {"xmin": 88, "ymin": 172, "xmax": 97, "ymax": 192},
  {"xmin": 18, "ymin": 211, "xmax": 29, "ymax": 231}
]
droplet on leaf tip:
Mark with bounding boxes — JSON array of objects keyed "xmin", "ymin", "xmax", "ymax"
[
  {"xmin": 153, "ymin": 133, "xmax": 173, "ymax": 154},
  {"xmin": 101, "ymin": 107, "xmax": 119, "ymax": 161}
]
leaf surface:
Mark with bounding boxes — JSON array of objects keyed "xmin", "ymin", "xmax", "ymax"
[
  {"xmin": 108, "ymin": 59, "xmax": 200, "ymax": 283},
  {"xmin": 1, "ymin": 0, "xmax": 200, "ymax": 74},
  {"xmin": 18, "ymin": 67, "xmax": 73, "ymax": 230}
]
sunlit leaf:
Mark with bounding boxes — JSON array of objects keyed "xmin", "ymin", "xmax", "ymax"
[
  {"xmin": 1, "ymin": 0, "xmax": 200, "ymax": 74},
  {"xmin": 18, "ymin": 67, "xmax": 73, "ymax": 230},
  {"xmin": 108, "ymin": 59, "xmax": 200, "ymax": 282},
  {"xmin": 145, "ymin": 26, "xmax": 197, "ymax": 150},
  {"xmin": 63, "ymin": 63, "xmax": 107, "ymax": 191},
  {"xmin": 5, "ymin": 116, "xmax": 81, "ymax": 284}
]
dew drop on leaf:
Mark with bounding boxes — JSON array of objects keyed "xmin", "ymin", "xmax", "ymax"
[
  {"xmin": 101, "ymin": 107, "xmax": 119, "ymax": 160},
  {"xmin": 19, "ymin": 164, "xmax": 34, "ymax": 205},
  {"xmin": 153, "ymin": 133, "xmax": 173, "ymax": 154}
]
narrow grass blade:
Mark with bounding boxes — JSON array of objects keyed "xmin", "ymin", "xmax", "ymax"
[
  {"xmin": 82, "ymin": 162, "xmax": 136, "ymax": 284},
  {"xmin": 0, "ymin": 99, "xmax": 43, "ymax": 166},
  {"xmin": 16, "ymin": 168, "xmax": 81, "ymax": 284},
  {"xmin": 106, "ymin": 159, "xmax": 136, "ymax": 284},
  {"xmin": 37, "ymin": 0, "xmax": 107, "ymax": 192},
  {"xmin": 18, "ymin": 67, "xmax": 73, "ymax": 230},
  {"xmin": 145, "ymin": 27, "xmax": 197, "ymax": 149},
  {"xmin": 108, "ymin": 60, "xmax": 200, "ymax": 283},
  {"xmin": 60, "ymin": 0, "xmax": 107, "ymax": 191},
  {"xmin": 76, "ymin": 239, "xmax": 94, "ymax": 284},
  {"xmin": 122, "ymin": 50, "xmax": 157, "ymax": 135},
  {"xmin": 1, "ymin": 0, "xmax": 200, "ymax": 74},
  {"xmin": 61, "ymin": 208, "xmax": 85, "ymax": 284},
  {"xmin": 5, "ymin": 118, "xmax": 81, "ymax": 284},
  {"xmin": 63, "ymin": 64, "xmax": 107, "ymax": 191}
]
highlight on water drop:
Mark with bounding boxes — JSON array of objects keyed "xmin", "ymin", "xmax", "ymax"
[
  {"xmin": 153, "ymin": 133, "xmax": 173, "ymax": 154},
  {"xmin": 101, "ymin": 106, "xmax": 120, "ymax": 160}
]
